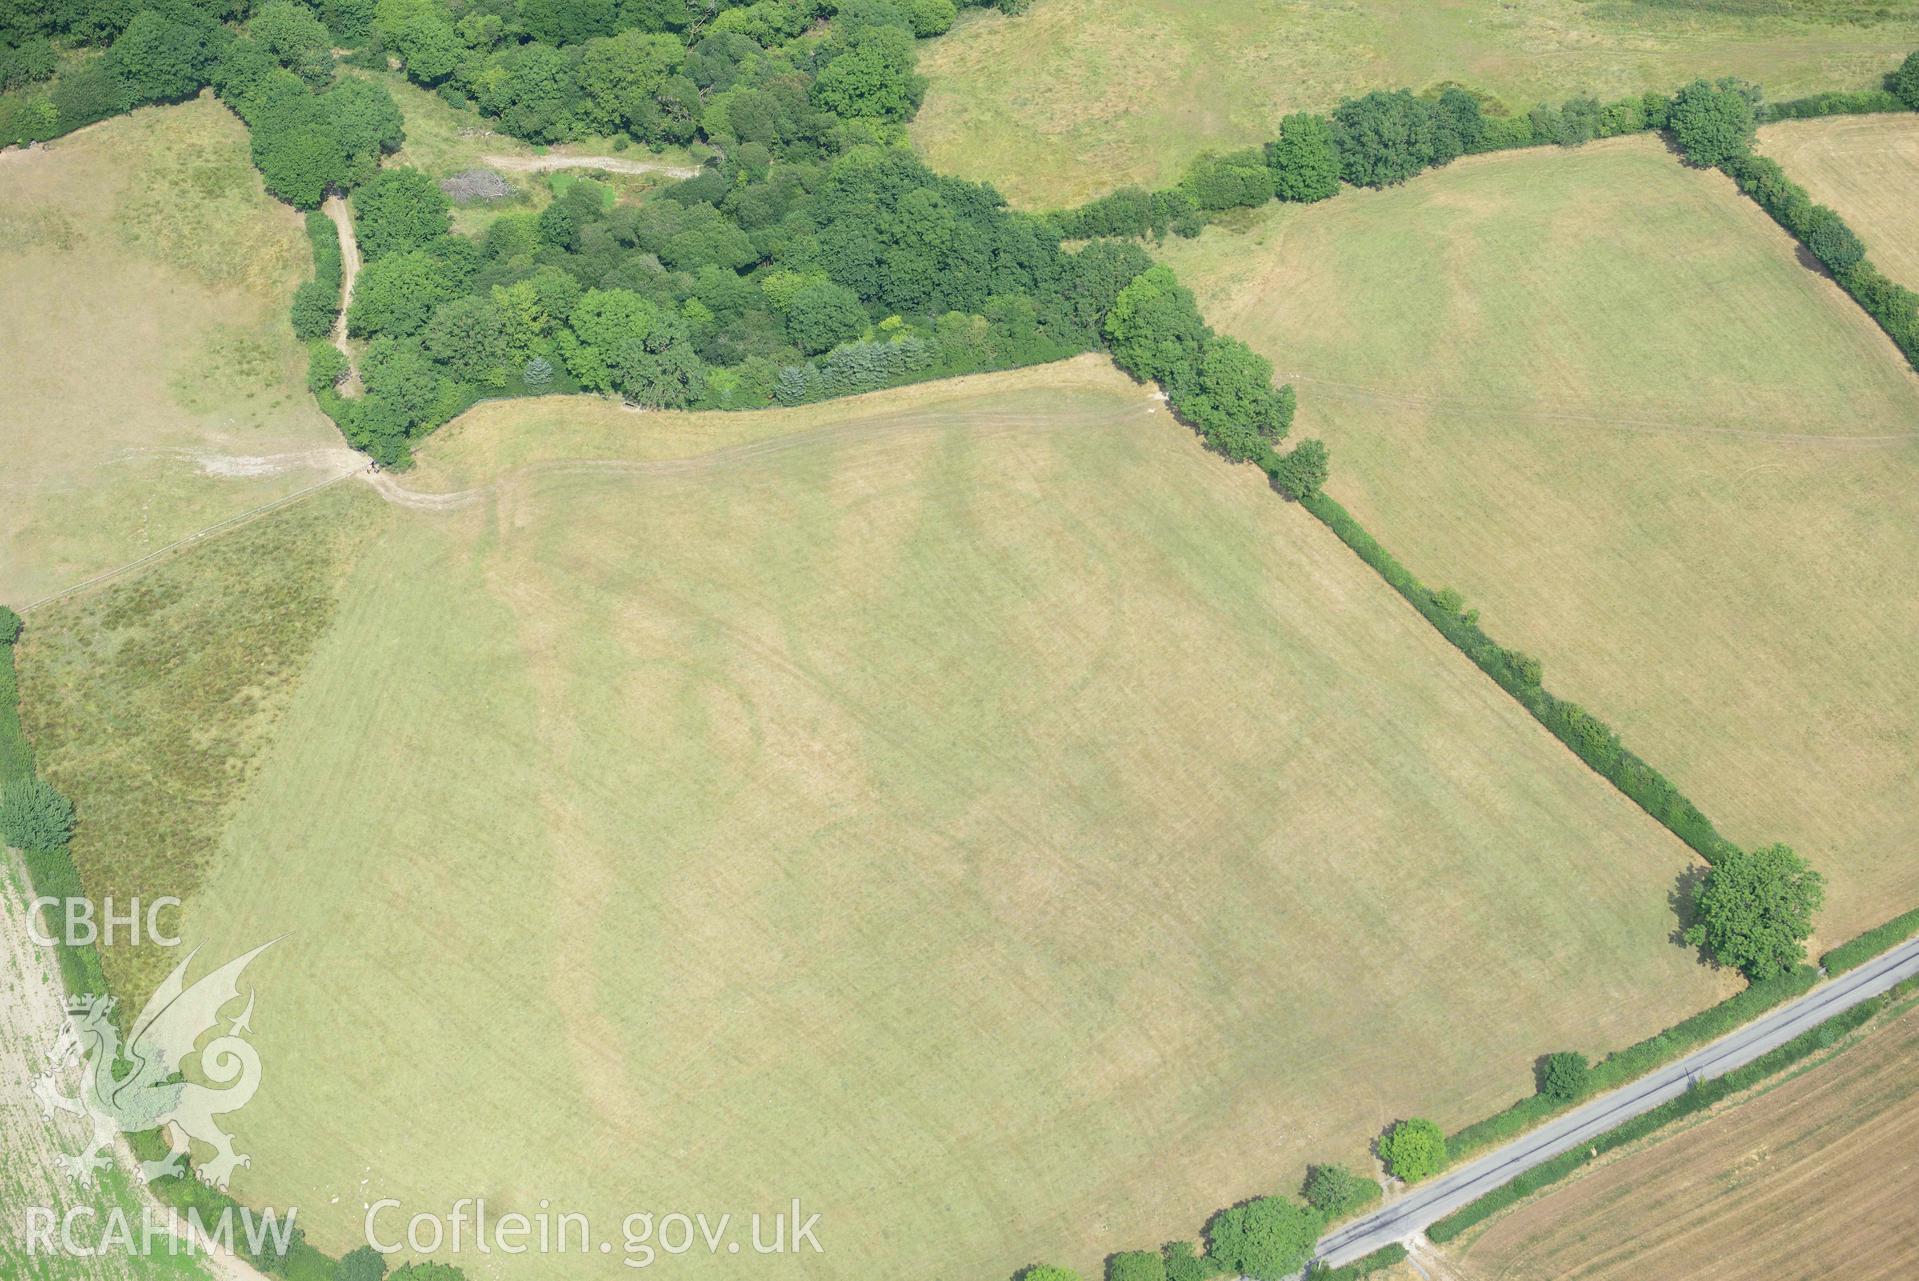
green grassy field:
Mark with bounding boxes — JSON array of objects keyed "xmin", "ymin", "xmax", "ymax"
[
  {"xmin": 1759, "ymin": 112, "xmax": 1919, "ymax": 291},
  {"xmin": 912, "ymin": 0, "xmax": 1919, "ymax": 206},
  {"xmin": 0, "ymin": 97, "xmax": 356, "ymax": 608},
  {"xmin": 1155, "ymin": 134, "xmax": 1919, "ymax": 946},
  {"xmin": 18, "ymin": 360, "xmax": 1733, "ymax": 1279}
]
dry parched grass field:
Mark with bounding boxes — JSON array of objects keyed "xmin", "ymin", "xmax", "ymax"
[
  {"xmin": 1455, "ymin": 999, "xmax": 1919, "ymax": 1280},
  {"xmin": 913, "ymin": 0, "xmax": 1919, "ymax": 206},
  {"xmin": 0, "ymin": 98, "xmax": 355, "ymax": 607},
  {"xmin": 19, "ymin": 362, "xmax": 1732, "ymax": 1280},
  {"xmin": 1155, "ymin": 136, "xmax": 1919, "ymax": 944},
  {"xmin": 1759, "ymin": 112, "xmax": 1919, "ymax": 291}
]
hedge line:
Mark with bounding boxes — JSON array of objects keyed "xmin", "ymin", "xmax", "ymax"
[
  {"xmin": 1723, "ymin": 151, "xmax": 1919, "ymax": 371},
  {"xmin": 1053, "ymin": 52, "xmax": 1918, "ymax": 244},
  {"xmin": 1298, "ymin": 489, "xmax": 1738, "ymax": 864},
  {"xmin": 130, "ymin": 1128, "xmax": 335, "ymax": 1280},
  {"xmin": 1428, "ymin": 977, "xmax": 1916, "ymax": 1242},
  {"xmin": 1821, "ymin": 905, "xmax": 1919, "ymax": 975},
  {"xmin": 0, "ymin": 612, "xmax": 30, "ymax": 783},
  {"xmin": 1446, "ymin": 965, "xmax": 1816, "ymax": 1159},
  {"xmin": 289, "ymin": 209, "xmax": 344, "ymax": 341},
  {"xmin": 1757, "ymin": 89, "xmax": 1905, "ymax": 121},
  {"xmin": 1310, "ymin": 1243, "xmax": 1407, "ymax": 1280},
  {"xmin": 0, "ymin": 616, "xmax": 106, "ymax": 998}
]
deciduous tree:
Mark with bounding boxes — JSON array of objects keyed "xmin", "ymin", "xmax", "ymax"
[
  {"xmin": 1204, "ymin": 1196, "xmax": 1322, "ymax": 1281},
  {"xmin": 1667, "ymin": 78, "xmax": 1758, "ymax": 168},
  {"xmin": 352, "ymin": 167, "xmax": 451, "ymax": 259},
  {"xmin": 1684, "ymin": 843, "xmax": 1824, "ymax": 980},
  {"xmin": 1380, "ymin": 1118, "xmax": 1446, "ymax": 1183},
  {"xmin": 1266, "ymin": 112, "xmax": 1340, "ymax": 202},
  {"xmin": 1536, "ymin": 1051, "xmax": 1591, "ymax": 1104}
]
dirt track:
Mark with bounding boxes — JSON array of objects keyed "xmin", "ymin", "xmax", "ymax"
[{"xmin": 320, "ymin": 195, "xmax": 362, "ymax": 396}]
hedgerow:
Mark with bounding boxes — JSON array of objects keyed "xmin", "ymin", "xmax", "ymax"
[
  {"xmin": 1821, "ymin": 905, "xmax": 1919, "ymax": 975},
  {"xmin": 0, "ymin": 614, "xmax": 105, "ymax": 999},
  {"xmin": 1758, "ymin": 89, "xmax": 1905, "ymax": 121},
  {"xmin": 1311, "ymin": 1243, "xmax": 1407, "ymax": 1280},
  {"xmin": 1428, "ymin": 985, "xmax": 1899, "ymax": 1242},
  {"xmin": 1723, "ymin": 151, "xmax": 1919, "ymax": 370},
  {"xmin": 1446, "ymin": 966, "xmax": 1816, "ymax": 1159},
  {"xmin": 1299, "ymin": 489, "xmax": 1739, "ymax": 864}
]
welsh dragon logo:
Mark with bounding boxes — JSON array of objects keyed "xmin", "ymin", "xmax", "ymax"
[{"xmin": 33, "ymin": 941, "xmax": 276, "ymax": 1191}]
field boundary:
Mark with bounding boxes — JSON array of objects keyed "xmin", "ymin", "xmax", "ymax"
[
  {"xmin": 1424, "ymin": 964, "xmax": 1919, "ymax": 1245},
  {"xmin": 1726, "ymin": 146, "xmax": 1919, "ymax": 372},
  {"xmin": 0, "ymin": 620, "xmax": 105, "ymax": 998},
  {"xmin": 1297, "ymin": 491, "xmax": 1738, "ymax": 866},
  {"xmin": 1822, "ymin": 904, "xmax": 1919, "ymax": 975},
  {"xmin": 19, "ymin": 470, "xmax": 360, "ymax": 615}
]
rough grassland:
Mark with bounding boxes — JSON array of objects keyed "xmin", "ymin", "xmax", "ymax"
[
  {"xmin": 21, "ymin": 361, "xmax": 1732, "ymax": 1280},
  {"xmin": 1155, "ymin": 136, "xmax": 1919, "ymax": 945},
  {"xmin": 17, "ymin": 483, "xmax": 389, "ymax": 1004},
  {"xmin": 913, "ymin": 0, "xmax": 1919, "ymax": 206},
  {"xmin": 1455, "ymin": 1000, "xmax": 1919, "ymax": 1279},
  {"xmin": 0, "ymin": 97, "xmax": 355, "ymax": 607},
  {"xmin": 1759, "ymin": 113, "xmax": 1919, "ymax": 291}
]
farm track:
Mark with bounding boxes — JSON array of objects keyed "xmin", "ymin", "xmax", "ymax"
[
  {"xmin": 363, "ymin": 398, "xmax": 1154, "ymax": 509},
  {"xmin": 321, "ymin": 195, "xmax": 363, "ymax": 397}
]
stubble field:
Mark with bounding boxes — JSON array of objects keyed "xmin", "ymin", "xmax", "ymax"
[
  {"xmin": 17, "ymin": 360, "xmax": 1732, "ymax": 1280},
  {"xmin": 1454, "ymin": 999, "xmax": 1919, "ymax": 1280},
  {"xmin": 1154, "ymin": 135, "xmax": 1919, "ymax": 945}
]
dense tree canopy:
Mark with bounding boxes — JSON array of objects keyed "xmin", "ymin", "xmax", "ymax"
[
  {"xmin": 348, "ymin": 247, "xmax": 458, "ymax": 336},
  {"xmin": 352, "ymin": 166, "xmax": 451, "ymax": 259},
  {"xmin": 1331, "ymin": 89, "xmax": 1459, "ymax": 188},
  {"xmin": 1267, "ymin": 112, "xmax": 1341, "ymax": 202},
  {"xmin": 1684, "ymin": 843, "xmax": 1824, "ymax": 980},
  {"xmin": 105, "ymin": 7, "xmax": 221, "ymax": 104},
  {"xmin": 1183, "ymin": 336, "xmax": 1292, "ymax": 460},
  {"xmin": 1536, "ymin": 1050, "xmax": 1590, "ymax": 1104},
  {"xmin": 1271, "ymin": 437, "xmax": 1328, "ymax": 499},
  {"xmin": 1301, "ymin": 1163, "xmax": 1377, "ymax": 1219},
  {"xmin": 1896, "ymin": 50, "xmax": 1919, "ymax": 111},
  {"xmin": 249, "ymin": 1, "xmax": 333, "ymax": 87},
  {"xmin": 1667, "ymin": 77, "xmax": 1758, "ymax": 168},
  {"xmin": 1204, "ymin": 1196, "xmax": 1322, "ymax": 1281},
  {"xmin": 811, "ymin": 23, "xmax": 925, "ymax": 122},
  {"xmin": 1380, "ymin": 1117, "xmax": 1447, "ymax": 1182},
  {"xmin": 1104, "ymin": 1250, "xmax": 1167, "ymax": 1281},
  {"xmin": 1104, "ymin": 266, "xmax": 1208, "ymax": 392}
]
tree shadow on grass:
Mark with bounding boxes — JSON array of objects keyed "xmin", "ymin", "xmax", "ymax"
[{"xmin": 1669, "ymin": 864, "xmax": 1712, "ymax": 963}]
